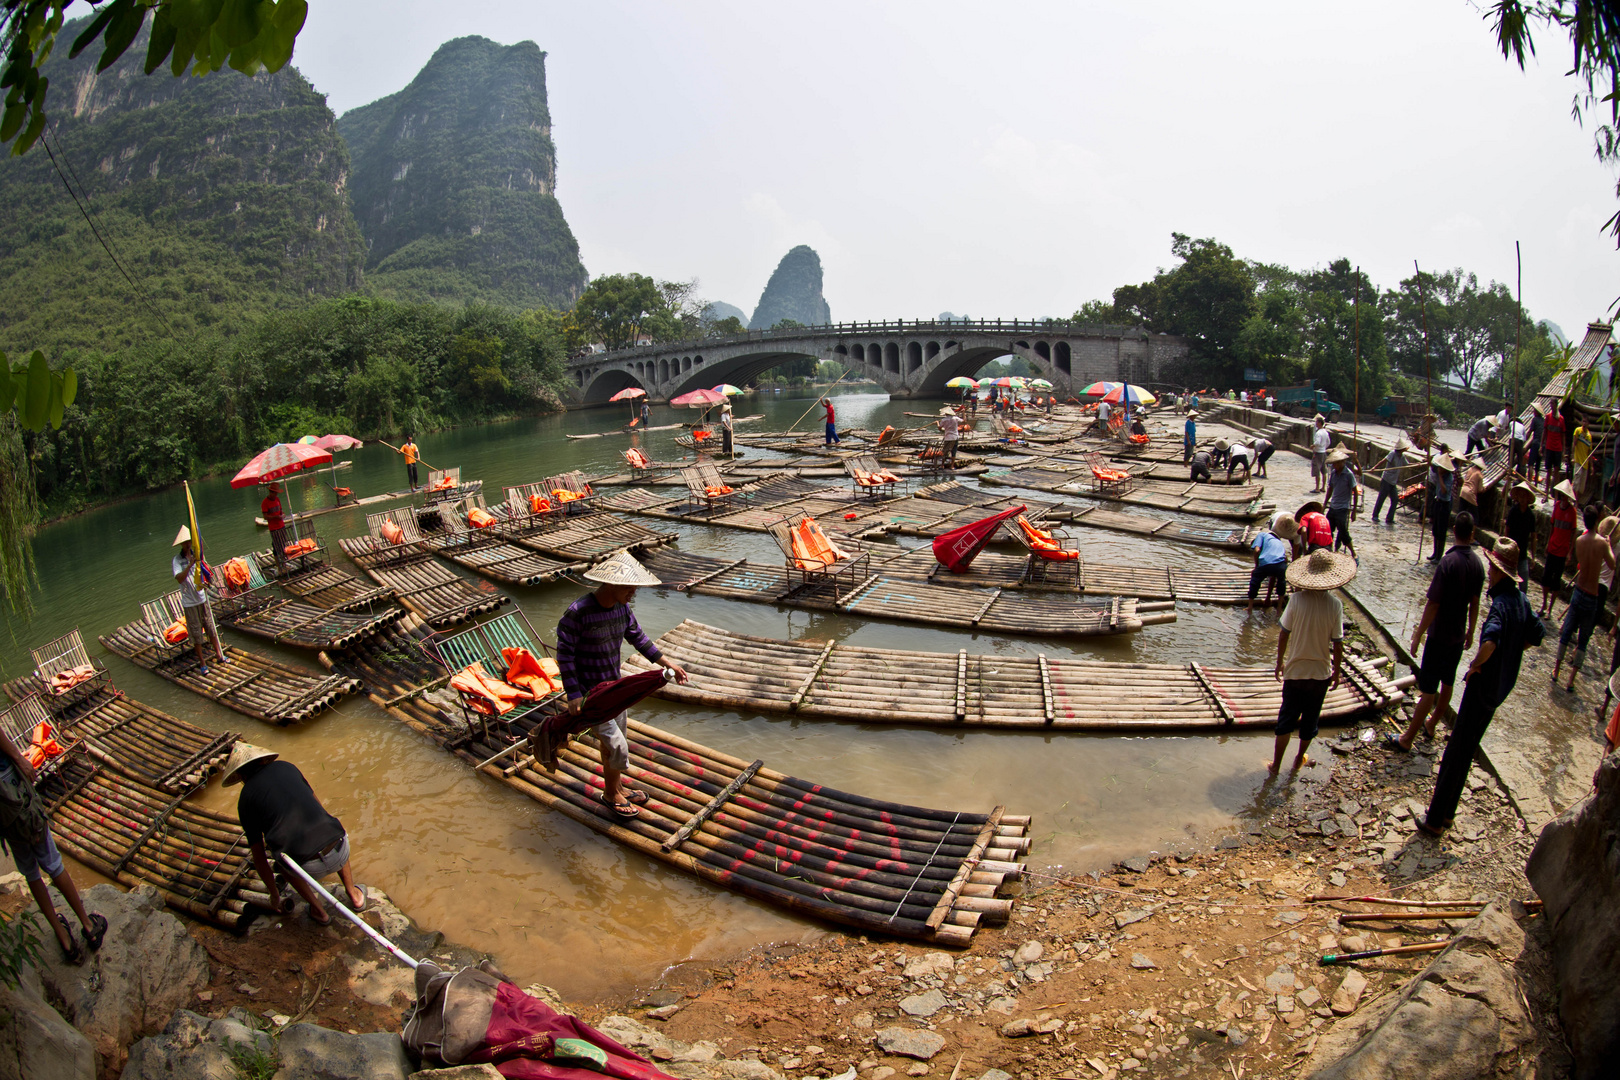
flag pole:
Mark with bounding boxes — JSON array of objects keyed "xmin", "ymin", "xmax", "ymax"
[{"xmin": 184, "ymin": 481, "xmax": 227, "ymax": 664}]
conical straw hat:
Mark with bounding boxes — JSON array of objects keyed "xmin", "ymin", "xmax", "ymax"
[
  {"xmin": 1285, "ymin": 549, "xmax": 1357, "ymax": 591},
  {"xmin": 222, "ymin": 742, "xmax": 279, "ymax": 786},
  {"xmin": 583, "ymin": 551, "xmax": 662, "ymax": 587},
  {"xmin": 173, "ymin": 526, "xmax": 192, "ymax": 547}
]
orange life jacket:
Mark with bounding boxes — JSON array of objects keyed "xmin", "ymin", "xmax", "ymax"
[
  {"xmin": 1017, "ymin": 515, "xmax": 1079, "ymax": 561},
  {"xmin": 625, "ymin": 448, "xmax": 650, "ymax": 469},
  {"xmin": 163, "ymin": 619, "xmax": 189, "ymax": 644},
  {"xmin": 704, "ymin": 484, "xmax": 733, "ymax": 497},
  {"xmin": 502, "ymin": 647, "xmax": 564, "ymax": 698},
  {"xmin": 693, "ymin": 429, "xmax": 711, "ymax": 441},
  {"xmin": 222, "ymin": 557, "xmax": 252, "ymax": 589},
  {"xmin": 449, "ymin": 661, "xmax": 537, "ymax": 716},
  {"xmin": 26, "ymin": 721, "xmax": 62, "ymax": 769},
  {"xmin": 552, "ymin": 488, "xmax": 582, "ymax": 503},
  {"xmin": 380, "ymin": 520, "xmax": 405, "ymax": 545},
  {"xmin": 468, "ymin": 507, "xmax": 497, "ymax": 529},
  {"xmin": 792, "ymin": 518, "xmax": 848, "ymax": 569},
  {"xmin": 431, "ymin": 475, "xmax": 455, "ymax": 491},
  {"xmin": 1129, "ymin": 433, "xmax": 1150, "ymax": 444},
  {"xmin": 47, "ymin": 664, "xmax": 97, "ymax": 694},
  {"xmin": 529, "ymin": 493, "xmax": 552, "ymax": 514},
  {"xmin": 284, "ymin": 537, "xmax": 318, "ymax": 557}
]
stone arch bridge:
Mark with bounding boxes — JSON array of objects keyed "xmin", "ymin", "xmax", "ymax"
[{"xmin": 566, "ymin": 320, "xmax": 1189, "ymax": 406}]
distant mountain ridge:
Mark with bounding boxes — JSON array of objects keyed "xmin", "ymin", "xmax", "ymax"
[{"xmin": 338, "ymin": 36, "xmax": 588, "ymax": 309}]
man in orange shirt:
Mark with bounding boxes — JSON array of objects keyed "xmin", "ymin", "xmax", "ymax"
[{"xmin": 401, "ymin": 435, "xmax": 420, "ymax": 490}]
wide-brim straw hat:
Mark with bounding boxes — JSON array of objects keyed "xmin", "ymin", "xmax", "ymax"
[
  {"xmin": 1214, "ymin": 439, "xmax": 1229, "ymax": 451},
  {"xmin": 1295, "ymin": 500, "xmax": 1325, "ymax": 518},
  {"xmin": 1271, "ymin": 512, "xmax": 1300, "ymax": 540},
  {"xmin": 1326, "ymin": 448, "xmax": 1352, "ymax": 464},
  {"xmin": 1483, "ymin": 537, "xmax": 1521, "ymax": 579},
  {"xmin": 584, "ymin": 551, "xmax": 661, "ymax": 587},
  {"xmin": 1600, "ymin": 516, "xmax": 1619, "ymax": 538},
  {"xmin": 222, "ymin": 742, "xmax": 278, "ymax": 786},
  {"xmin": 1285, "ymin": 549, "xmax": 1357, "ymax": 591},
  {"xmin": 172, "ymin": 526, "xmax": 192, "ymax": 547},
  {"xmin": 940, "ymin": 406, "xmax": 954, "ymax": 415},
  {"xmin": 1554, "ymin": 479, "xmax": 1577, "ymax": 502},
  {"xmin": 1432, "ymin": 454, "xmax": 1455, "ymax": 473},
  {"xmin": 1314, "ymin": 414, "xmax": 1326, "ymax": 423},
  {"xmin": 1511, "ymin": 481, "xmax": 1534, "ymax": 501}
]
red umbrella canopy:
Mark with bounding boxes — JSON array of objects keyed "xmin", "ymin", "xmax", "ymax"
[
  {"xmin": 610, "ymin": 387, "xmax": 647, "ymax": 402},
  {"xmin": 312, "ymin": 433, "xmax": 363, "ymax": 451},
  {"xmin": 231, "ymin": 442, "xmax": 333, "ymax": 488},
  {"xmin": 1080, "ymin": 380, "xmax": 1120, "ymax": 397},
  {"xmin": 670, "ymin": 388, "xmax": 727, "ymax": 407}
]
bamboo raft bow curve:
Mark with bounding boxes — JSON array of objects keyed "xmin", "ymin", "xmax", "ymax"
[
  {"xmin": 98, "ymin": 595, "xmax": 360, "ymax": 726},
  {"xmin": 638, "ymin": 549, "xmax": 1172, "ymax": 637},
  {"xmin": 629, "ymin": 620, "xmax": 1413, "ymax": 730}
]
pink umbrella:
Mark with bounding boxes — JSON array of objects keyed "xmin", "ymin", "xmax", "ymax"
[
  {"xmin": 231, "ymin": 443, "xmax": 333, "ymax": 488},
  {"xmin": 670, "ymin": 388, "xmax": 727, "ymax": 407},
  {"xmin": 609, "ymin": 387, "xmax": 647, "ymax": 402},
  {"xmin": 312, "ymin": 433, "xmax": 363, "ymax": 451}
]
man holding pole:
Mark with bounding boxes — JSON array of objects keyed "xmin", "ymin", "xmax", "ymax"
[
  {"xmin": 261, "ymin": 482, "xmax": 289, "ymax": 577},
  {"xmin": 172, "ymin": 527, "xmax": 214, "ymax": 676},
  {"xmin": 821, "ymin": 398, "xmax": 838, "ymax": 446},
  {"xmin": 400, "ymin": 434, "xmax": 420, "ymax": 491}
]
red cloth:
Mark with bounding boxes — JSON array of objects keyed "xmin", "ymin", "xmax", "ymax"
[
  {"xmin": 1549, "ymin": 499, "xmax": 1577, "ymax": 557},
  {"xmin": 1299, "ymin": 511, "xmax": 1333, "ymax": 550},
  {"xmin": 823, "ymin": 401, "xmax": 835, "ymax": 423},
  {"xmin": 932, "ymin": 505, "xmax": 1025, "ymax": 574},
  {"xmin": 1544, "ymin": 412, "xmax": 1565, "ymax": 453},
  {"xmin": 472, "ymin": 982, "xmax": 674, "ymax": 1078},
  {"xmin": 261, "ymin": 493, "xmax": 284, "ymax": 531}
]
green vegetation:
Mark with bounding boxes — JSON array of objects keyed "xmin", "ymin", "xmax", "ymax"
[
  {"xmin": 227, "ymin": 1040, "xmax": 279, "ymax": 1080},
  {"xmin": 338, "ymin": 36, "xmax": 587, "ymax": 309},
  {"xmin": 1078, "ymin": 234, "xmax": 1557, "ymax": 410},
  {"xmin": 24, "ymin": 296, "xmax": 567, "ymax": 516},
  {"xmin": 0, "ymin": 910, "xmax": 44, "ymax": 988}
]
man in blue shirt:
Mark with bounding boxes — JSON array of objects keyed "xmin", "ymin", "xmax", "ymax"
[
  {"xmin": 1325, "ymin": 449, "xmax": 1360, "ymax": 560},
  {"xmin": 1418, "ymin": 538, "xmax": 1544, "ymax": 835},
  {"xmin": 1248, "ymin": 513, "xmax": 1297, "ymax": 612},
  {"xmin": 1183, "ymin": 415, "xmax": 1196, "ymax": 464}
]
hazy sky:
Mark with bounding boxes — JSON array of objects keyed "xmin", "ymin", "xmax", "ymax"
[{"xmin": 295, "ymin": 1, "xmax": 1617, "ymax": 336}]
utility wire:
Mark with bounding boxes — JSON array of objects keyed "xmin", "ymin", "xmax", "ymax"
[{"xmin": 38, "ymin": 127, "xmax": 175, "ymax": 337}]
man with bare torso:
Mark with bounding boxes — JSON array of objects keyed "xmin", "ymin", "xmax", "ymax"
[{"xmin": 1553, "ymin": 503, "xmax": 1615, "ymax": 690}]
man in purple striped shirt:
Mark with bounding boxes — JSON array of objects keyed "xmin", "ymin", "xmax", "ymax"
[{"xmin": 557, "ymin": 553, "xmax": 687, "ymax": 819}]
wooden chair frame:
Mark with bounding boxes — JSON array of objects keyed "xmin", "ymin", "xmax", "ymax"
[
  {"xmin": 843, "ymin": 453, "xmax": 904, "ymax": 498},
  {"xmin": 768, "ymin": 511, "xmax": 871, "ymax": 596},
  {"xmin": 359, "ymin": 508, "xmax": 431, "ymax": 567},
  {"xmin": 538, "ymin": 471, "xmax": 599, "ymax": 515},
  {"xmin": 682, "ymin": 463, "xmax": 739, "ymax": 515},
  {"xmin": 1007, "ymin": 514, "xmax": 1082, "ymax": 587},
  {"xmin": 0, "ymin": 693, "xmax": 80, "ymax": 785},
  {"xmin": 421, "ymin": 467, "xmax": 483, "ymax": 507},
  {"xmin": 424, "ymin": 610, "xmax": 563, "ymax": 736},
  {"xmin": 1086, "ymin": 451, "xmax": 1135, "ymax": 497},
  {"xmin": 28, "ymin": 628, "xmax": 109, "ymax": 709}
]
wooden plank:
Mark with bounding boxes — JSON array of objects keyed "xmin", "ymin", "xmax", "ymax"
[
  {"xmin": 1038, "ymin": 655, "xmax": 1054, "ymax": 725},
  {"xmin": 924, "ymin": 807, "xmax": 1004, "ymax": 931},
  {"xmin": 678, "ymin": 556, "xmax": 748, "ymax": 593},
  {"xmin": 659, "ymin": 759, "xmax": 766, "ymax": 852},
  {"xmin": 954, "ymin": 650, "xmax": 967, "ymax": 720},
  {"xmin": 788, "ymin": 640, "xmax": 838, "ymax": 711},
  {"xmin": 970, "ymin": 589, "xmax": 1002, "ymax": 626},
  {"xmin": 1188, "ymin": 663, "xmax": 1238, "ymax": 726},
  {"xmin": 835, "ymin": 573, "xmax": 881, "ymax": 609}
]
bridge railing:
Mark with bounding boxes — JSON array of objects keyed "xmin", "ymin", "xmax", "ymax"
[{"xmin": 572, "ymin": 318, "xmax": 1152, "ymax": 366}]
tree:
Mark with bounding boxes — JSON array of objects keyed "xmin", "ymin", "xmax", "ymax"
[
  {"xmin": 1, "ymin": 0, "xmax": 309, "ymax": 154},
  {"xmin": 1071, "ymin": 299, "xmax": 1119, "ymax": 324},
  {"xmin": 1383, "ymin": 268, "xmax": 1524, "ymax": 390},
  {"xmin": 705, "ymin": 315, "xmax": 745, "ymax": 338},
  {"xmin": 1112, "ymin": 233, "xmax": 1258, "ymax": 383},
  {"xmin": 572, "ymin": 273, "xmax": 666, "ymax": 350}
]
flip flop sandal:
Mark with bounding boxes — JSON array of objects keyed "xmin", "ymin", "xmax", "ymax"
[
  {"xmin": 622, "ymin": 788, "xmax": 649, "ymax": 805},
  {"xmin": 84, "ymin": 912, "xmax": 107, "ymax": 952},
  {"xmin": 307, "ymin": 906, "xmax": 332, "ymax": 926},
  {"xmin": 344, "ymin": 885, "xmax": 371, "ymax": 913},
  {"xmin": 57, "ymin": 915, "xmax": 85, "ymax": 966},
  {"xmin": 601, "ymin": 796, "xmax": 640, "ymax": 819},
  {"xmin": 1382, "ymin": 735, "xmax": 1410, "ymax": 753}
]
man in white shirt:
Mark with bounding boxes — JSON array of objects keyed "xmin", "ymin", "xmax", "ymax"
[
  {"xmin": 1310, "ymin": 416, "xmax": 1332, "ymax": 493},
  {"xmin": 938, "ymin": 407, "xmax": 960, "ymax": 468},
  {"xmin": 1089, "ymin": 399, "xmax": 1112, "ymax": 435},
  {"xmin": 171, "ymin": 527, "xmax": 214, "ymax": 675},
  {"xmin": 1269, "ymin": 550, "xmax": 1355, "ymax": 773}
]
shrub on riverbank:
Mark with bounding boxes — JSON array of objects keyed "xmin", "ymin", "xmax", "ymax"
[{"xmin": 22, "ymin": 296, "xmax": 569, "ymax": 516}]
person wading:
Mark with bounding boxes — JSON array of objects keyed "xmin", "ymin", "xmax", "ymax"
[
  {"xmin": 172, "ymin": 527, "xmax": 215, "ymax": 675},
  {"xmin": 1252, "ymin": 435, "xmax": 1275, "ymax": 478},
  {"xmin": 1552, "ymin": 502, "xmax": 1614, "ymax": 691},
  {"xmin": 1268, "ymin": 549, "xmax": 1355, "ymax": 774},
  {"xmin": 556, "ymin": 553, "xmax": 689, "ymax": 818},
  {"xmin": 1417, "ymin": 538, "xmax": 1544, "ymax": 836},
  {"xmin": 1388, "ymin": 512, "xmax": 1484, "ymax": 752},
  {"xmin": 226, "ymin": 743, "xmax": 367, "ymax": 920},
  {"xmin": 1294, "ymin": 501, "xmax": 1333, "ymax": 556},
  {"xmin": 1248, "ymin": 512, "xmax": 1296, "ymax": 613},
  {"xmin": 1539, "ymin": 479, "xmax": 1579, "ymax": 619}
]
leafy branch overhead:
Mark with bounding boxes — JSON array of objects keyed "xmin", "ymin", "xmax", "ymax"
[
  {"xmin": 1, "ymin": 0, "xmax": 308, "ymax": 154},
  {"xmin": 0, "ymin": 349, "xmax": 75, "ymax": 430}
]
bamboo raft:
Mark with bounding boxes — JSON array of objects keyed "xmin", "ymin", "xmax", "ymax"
[
  {"xmin": 638, "ymin": 549, "xmax": 1172, "ymax": 637},
  {"xmin": 338, "ymin": 536, "xmax": 510, "ymax": 628},
  {"xmin": 864, "ymin": 544, "xmax": 1252, "ymax": 604},
  {"xmin": 346, "ymin": 677, "xmax": 1029, "ymax": 945},
  {"xmin": 1063, "ymin": 504, "xmax": 1256, "ymax": 551},
  {"xmin": 415, "ymin": 504, "xmax": 585, "ymax": 587},
  {"xmin": 214, "ymin": 593, "xmax": 402, "ymax": 650},
  {"xmin": 629, "ymin": 620, "xmax": 1413, "ymax": 730},
  {"xmin": 980, "ymin": 467, "xmax": 1273, "ymax": 521},
  {"xmin": 99, "ymin": 617, "xmax": 360, "ymax": 726},
  {"xmin": 503, "ymin": 510, "xmax": 679, "ymax": 563},
  {"xmin": 318, "ymin": 614, "xmax": 448, "ymax": 708},
  {"xmin": 259, "ymin": 556, "xmax": 396, "ymax": 612}
]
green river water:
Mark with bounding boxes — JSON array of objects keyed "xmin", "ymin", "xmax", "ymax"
[{"xmin": 1, "ymin": 389, "xmax": 1302, "ymax": 1001}]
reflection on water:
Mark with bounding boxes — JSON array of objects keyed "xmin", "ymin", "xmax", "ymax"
[{"xmin": 1, "ymin": 391, "xmax": 1297, "ymax": 1000}]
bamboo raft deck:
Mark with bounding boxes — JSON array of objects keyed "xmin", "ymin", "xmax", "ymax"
[
  {"xmin": 2, "ymin": 682, "xmax": 239, "ymax": 794},
  {"xmin": 629, "ymin": 620, "xmax": 1414, "ymax": 731},
  {"xmin": 213, "ymin": 592, "xmax": 403, "ymax": 651},
  {"xmin": 258, "ymin": 557, "xmax": 396, "ymax": 612},
  {"xmin": 1062, "ymin": 504, "xmax": 1256, "ymax": 551},
  {"xmin": 338, "ymin": 536, "xmax": 509, "ymax": 628},
  {"xmin": 639, "ymin": 549, "xmax": 1172, "ymax": 637},
  {"xmin": 864, "ymin": 544, "xmax": 1252, "ymax": 604},
  {"xmin": 980, "ymin": 468, "xmax": 1274, "ymax": 521},
  {"xmin": 503, "ymin": 510, "xmax": 679, "ymax": 563},
  {"xmin": 318, "ymin": 614, "xmax": 448, "ymax": 707},
  {"xmin": 411, "ymin": 508, "xmax": 585, "ymax": 587},
  {"xmin": 369, "ymin": 686, "xmax": 1029, "ymax": 945},
  {"xmin": 99, "ymin": 620, "xmax": 360, "ymax": 726}
]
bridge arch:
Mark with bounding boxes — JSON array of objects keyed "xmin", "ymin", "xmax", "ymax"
[{"xmin": 580, "ymin": 366, "xmax": 647, "ymax": 405}]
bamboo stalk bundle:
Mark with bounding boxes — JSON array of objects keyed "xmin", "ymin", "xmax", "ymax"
[
  {"xmin": 214, "ymin": 593, "xmax": 403, "ymax": 651},
  {"xmin": 626, "ymin": 620, "xmax": 1412, "ymax": 731},
  {"xmin": 367, "ymin": 683, "xmax": 1027, "ymax": 945},
  {"xmin": 338, "ymin": 537, "xmax": 510, "ymax": 628},
  {"xmin": 317, "ymin": 614, "xmax": 447, "ymax": 705},
  {"xmin": 99, "ymin": 621, "xmax": 360, "ymax": 726}
]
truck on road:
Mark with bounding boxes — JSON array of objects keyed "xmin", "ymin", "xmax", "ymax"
[{"xmin": 1273, "ymin": 380, "xmax": 1341, "ymax": 420}]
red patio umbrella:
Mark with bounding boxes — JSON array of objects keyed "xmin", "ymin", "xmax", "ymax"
[
  {"xmin": 611, "ymin": 386, "xmax": 648, "ymax": 427},
  {"xmin": 669, "ymin": 388, "xmax": 726, "ymax": 407},
  {"xmin": 231, "ymin": 442, "xmax": 333, "ymax": 488},
  {"xmin": 311, "ymin": 433, "xmax": 363, "ymax": 451}
]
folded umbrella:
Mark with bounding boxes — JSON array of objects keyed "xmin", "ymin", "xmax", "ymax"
[
  {"xmin": 932, "ymin": 504, "xmax": 1026, "ymax": 573},
  {"xmin": 526, "ymin": 668, "xmax": 672, "ymax": 770}
]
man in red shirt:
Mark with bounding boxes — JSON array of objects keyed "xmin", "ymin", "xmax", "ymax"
[
  {"xmin": 1294, "ymin": 500, "xmax": 1334, "ymax": 554},
  {"xmin": 1540, "ymin": 479, "xmax": 1579, "ymax": 618},
  {"xmin": 261, "ymin": 482, "xmax": 289, "ymax": 577},
  {"xmin": 822, "ymin": 397, "xmax": 839, "ymax": 446},
  {"xmin": 1543, "ymin": 405, "xmax": 1566, "ymax": 494}
]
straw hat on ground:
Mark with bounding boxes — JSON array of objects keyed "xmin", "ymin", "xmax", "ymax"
[
  {"xmin": 1270, "ymin": 512, "xmax": 1300, "ymax": 540},
  {"xmin": 1326, "ymin": 448, "xmax": 1352, "ymax": 465},
  {"xmin": 1553, "ymin": 479, "xmax": 1577, "ymax": 502},
  {"xmin": 584, "ymin": 551, "xmax": 661, "ymax": 587},
  {"xmin": 1285, "ymin": 549, "xmax": 1357, "ymax": 591},
  {"xmin": 1483, "ymin": 537, "xmax": 1521, "ymax": 579},
  {"xmin": 172, "ymin": 526, "xmax": 192, "ymax": 547},
  {"xmin": 222, "ymin": 743, "xmax": 278, "ymax": 786},
  {"xmin": 1511, "ymin": 481, "xmax": 1535, "ymax": 502}
]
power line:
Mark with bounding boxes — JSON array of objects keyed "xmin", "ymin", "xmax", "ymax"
[{"xmin": 38, "ymin": 127, "xmax": 176, "ymax": 338}]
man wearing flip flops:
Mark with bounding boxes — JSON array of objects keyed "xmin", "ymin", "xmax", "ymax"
[
  {"xmin": 226, "ymin": 743, "xmax": 367, "ymax": 922},
  {"xmin": 1268, "ymin": 549, "xmax": 1355, "ymax": 774},
  {"xmin": 0, "ymin": 726, "xmax": 106, "ymax": 963},
  {"xmin": 1387, "ymin": 512, "xmax": 1484, "ymax": 753},
  {"xmin": 557, "ymin": 553, "xmax": 689, "ymax": 819}
]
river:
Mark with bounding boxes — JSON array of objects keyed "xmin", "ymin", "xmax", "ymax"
[{"xmin": 1, "ymin": 389, "xmax": 1302, "ymax": 1001}]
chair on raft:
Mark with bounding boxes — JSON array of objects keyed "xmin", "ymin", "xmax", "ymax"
[
  {"xmin": 621, "ymin": 447, "xmax": 678, "ymax": 479},
  {"xmin": 843, "ymin": 453, "xmax": 903, "ymax": 498},
  {"xmin": 768, "ymin": 510, "xmax": 871, "ymax": 596},
  {"xmin": 1086, "ymin": 451, "xmax": 1135, "ymax": 497},
  {"xmin": 539, "ymin": 471, "xmax": 598, "ymax": 515},
  {"xmin": 262, "ymin": 517, "xmax": 325, "ymax": 576},
  {"xmin": 1006, "ymin": 513, "xmax": 1082, "ymax": 587},
  {"xmin": 0, "ymin": 692, "xmax": 82, "ymax": 786},
  {"xmin": 990, "ymin": 415, "xmax": 1027, "ymax": 444},
  {"xmin": 425, "ymin": 610, "xmax": 565, "ymax": 742},
  {"xmin": 912, "ymin": 438, "xmax": 950, "ymax": 474},
  {"xmin": 682, "ymin": 463, "xmax": 738, "ymax": 515},
  {"xmin": 28, "ymin": 628, "xmax": 110, "ymax": 712},
  {"xmin": 361, "ymin": 509, "xmax": 430, "ymax": 564},
  {"xmin": 421, "ymin": 467, "xmax": 483, "ymax": 508}
]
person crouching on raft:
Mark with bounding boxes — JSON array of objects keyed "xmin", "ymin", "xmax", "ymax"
[{"xmin": 556, "ymin": 553, "xmax": 689, "ymax": 819}]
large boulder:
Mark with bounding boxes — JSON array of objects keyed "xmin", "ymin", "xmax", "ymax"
[
  {"xmin": 1302, "ymin": 904, "xmax": 1530, "ymax": 1079},
  {"xmin": 120, "ymin": 1009, "xmax": 273, "ymax": 1080},
  {"xmin": 1526, "ymin": 747, "xmax": 1620, "ymax": 1079},
  {"xmin": 0, "ymin": 974, "xmax": 96, "ymax": 1080},
  {"xmin": 272, "ymin": 1023, "xmax": 412, "ymax": 1080},
  {"xmin": 29, "ymin": 884, "xmax": 210, "ymax": 1075}
]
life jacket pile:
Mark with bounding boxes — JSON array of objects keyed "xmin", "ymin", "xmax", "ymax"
[
  {"xmin": 501, "ymin": 647, "xmax": 564, "ymax": 699},
  {"xmin": 789, "ymin": 518, "xmax": 850, "ymax": 570},
  {"xmin": 47, "ymin": 663, "xmax": 99, "ymax": 694},
  {"xmin": 551, "ymin": 489, "xmax": 584, "ymax": 503},
  {"xmin": 163, "ymin": 620, "xmax": 189, "ymax": 644},
  {"xmin": 26, "ymin": 721, "xmax": 62, "ymax": 769},
  {"xmin": 222, "ymin": 557, "xmax": 252, "ymax": 589},
  {"xmin": 704, "ymin": 484, "xmax": 734, "ymax": 497},
  {"xmin": 625, "ymin": 448, "xmax": 650, "ymax": 469},
  {"xmin": 380, "ymin": 519, "xmax": 406, "ymax": 545},
  {"xmin": 430, "ymin": 476, "xmax": 457, "ymax": 491},
  {"xmin": 1016, "ymin": 515, "xmax": 1079, "ymax": 561},
  {"xmin": 853, "ymin": 468, "xmax": 899, "ymax": 487},
  {"xmin": 283, "ymin": 537, "xmax": 318, "ymax": 557},
  {"xmin": 468, "ymin": 507, "xmax": 498, "ymax": 529},
  {"xmin": 528, "ymin": 494, "xmax": 552, "ymax": 514},
  {"xmin": 449, "ymin": 661, "xmax": 538, "ymax": 716}
]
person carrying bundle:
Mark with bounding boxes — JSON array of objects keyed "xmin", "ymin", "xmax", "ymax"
[{"xmin": 556, "ymin": 554, "xmax": 688, "ymax": 819}]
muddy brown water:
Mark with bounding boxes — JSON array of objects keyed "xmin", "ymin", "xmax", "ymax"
[{"xmin": 2, "ymin": 393, "xmax": 1332, "ymax": 1000}]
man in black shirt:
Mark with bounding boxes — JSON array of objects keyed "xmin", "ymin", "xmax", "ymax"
[
  {"xmin": 1188, "ymin": 449, "xmax": 1214, "ymax": 483},
  {"xmin": 1388, "ymin": 512, "xmax": 1484, "ymax": 752},
  {"xmin": 1503, "ymin": 483, "xmax": 1537, "ymax": 595},
  {"xmin": 224, "ymin": 743, "xmax": 364, "ymax": 922}
]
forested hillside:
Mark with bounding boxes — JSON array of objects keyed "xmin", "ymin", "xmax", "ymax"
[
  {"xmin": 338, "ymin": 36, "xmax": 588, "ymax": 308},
  {"xmin": 0, "ymin": 23, "xmax": 366, "ymax": 360}
]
